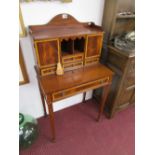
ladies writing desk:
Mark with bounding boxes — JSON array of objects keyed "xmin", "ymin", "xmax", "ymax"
[{"xmin": 29, "ymin": 14, "xmax": 113, "ymax": 141}]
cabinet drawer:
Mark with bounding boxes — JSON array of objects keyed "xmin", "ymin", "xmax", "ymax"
[
  {"xmin": 107, "ymin": 50, "xmax": 127, "ymax": 72},
  {"xmin": 52, "ymin": 77, "xmax": 110, "ymax": 101},
  {"xmin": 41, "ymin": 66, "xmax": 56, "ymax": 76},
  {"xmin": 85, "ymin": 57, "xmax": 99, "ymax": 65},
  {"xmin": 62, "ymin": 54, "xmax": 83, "ymax": 64},
  {"xmin": 64, "ymin": 61, "xmax": 83, "ymax": 71}
]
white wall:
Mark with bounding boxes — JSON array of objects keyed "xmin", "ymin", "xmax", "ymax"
[{"xmin": 19, "ymin": 0, "xmax": 105, "ymax": 118}]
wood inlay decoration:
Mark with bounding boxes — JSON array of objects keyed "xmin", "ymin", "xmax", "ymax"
[{"xmin": 29, "ymin": 14, "xmax": 114, "ymax": 141}]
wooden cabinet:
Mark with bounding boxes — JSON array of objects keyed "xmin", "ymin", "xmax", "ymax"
[
  {"xmin": 106, "ymin": 46, "xmax": 135, "ymax": 117},
  {"xmin": 94, "ymin": 46, "xmax": 135, "ymax": 117},
  {"xmin": 29, "ymin": 14, "xmax": 104, "ymax": 76},
  {"xmin": 93, "ymin": 0, "xmax": 135, "ymax": 117},
  {"xmin": 102, "ymin": 0, "xmax": 135, "ymax": 41}
]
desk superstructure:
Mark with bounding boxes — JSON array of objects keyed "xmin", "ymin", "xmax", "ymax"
[{"xmin": 29, "ymin": 14, "xmax": 113, "ymax": 141}]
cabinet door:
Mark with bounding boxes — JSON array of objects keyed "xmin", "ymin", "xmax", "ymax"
[
  {"xmin": 86, "ymin": 35, "xmax": 102, "ymax": 58},
  {"xmin": 118, "ymin": 88, "xmax": 134, "ymax": 106},
  {"xmin": 126, "ymin": 58, "xmax": 135, "ymax": 87},
  {"xmin": 35, "ymin": 39, "xmax": 59, "ymax": 67}
]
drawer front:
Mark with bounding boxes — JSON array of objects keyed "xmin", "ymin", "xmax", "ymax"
[
  {"xmin": 41, "ymin": 65, "xmax": 56, "ymax": 76},
  {"xmin": 85, "ymin": 56, "xmax": 99, "ymax": 65},
  {"xmin": 62, "ymin": 54, "xmax": 83, "ymax": 64},
  {"xmin": 52, "ymin": 77, "xmax": 110, "ymax": 101},
  {"xmin": 64, "ymin": 61, "xmax": 83, "ymax": 71},
  {"xmin": 107, "ymin": 50, "xmax": 127, "ymax": 72}
]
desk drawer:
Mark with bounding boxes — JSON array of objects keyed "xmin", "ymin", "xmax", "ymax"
[{"xmin": 52, "ymin": 77, "xmax": 110, "ymax": 101}]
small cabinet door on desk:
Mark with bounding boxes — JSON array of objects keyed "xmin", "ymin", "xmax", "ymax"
[
  {"xmin": 34, "ymin": 39, "xmax": 59, "ymax": 68},
  {"xmin": 85, "ymin": 34, "xmax": 103, "ymax": 65}
]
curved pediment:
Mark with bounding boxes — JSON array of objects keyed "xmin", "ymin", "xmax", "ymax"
[
  {"xmin": 29, "ymin": 13, "xmax": 103, "ymax": 40},
  {"xmin": 47, "ymin": 13, "xmax": 82, "ymax": 26}
]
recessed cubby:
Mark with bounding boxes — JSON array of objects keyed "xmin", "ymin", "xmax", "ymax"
[
  {"xmin": 61, "ymin": 39, "xmax": 74, "ymax": 55},
  {"xmin": 74, "ymin": 37, "xmax": 85, "ymax": 54},
  {"xmin": 61, "ymin": 37, "xmax": 85, "ymax": 56}
]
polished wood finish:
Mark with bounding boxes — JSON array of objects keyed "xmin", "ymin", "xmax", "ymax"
[
  {"xmin": 29, "ymin": 14, "xmax": 114, "ymax": 141},
  {"xmin": 37, "ymin": 64, "xmax": 113, "ymax": 140},
  {"xmin": 86, "ymin": 35, "xmax": 102, "ymax": 57},
  {"xmin": 29, "ymin": 14, "xmax": 104, "ymax": 76},
  {"xmin": 29, "ymin": 15, "xmax": 103, "ymax": 41},
  {"xmin": 97, "ymin": 84, "xmax": 111, "ymax": 121},
  {"xmin": 47, "ymin": 99, "xmax": 56, "ymax": 142},
  {"xmin": 35, "ymin": 39, "xmax": 58, "ymax": 67},
  {"xmin": 39, "ymin": 64, "xmax": 112, "ymax": 95}
]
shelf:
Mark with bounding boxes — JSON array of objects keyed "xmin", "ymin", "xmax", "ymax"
[
  {"xmin": 62, "ymin": 50, "xmax": 83, "ymax": 57},
  {"xmin": 61, "ymin": 37, "xmax": 85, "ymax": 56},
  {"xmin": 74, "ymin": 50, "xmax": 84, "ymax": 54},
  {"xmin": 116, "ymin": 14, "xmax": 135, "ymax": 19}
]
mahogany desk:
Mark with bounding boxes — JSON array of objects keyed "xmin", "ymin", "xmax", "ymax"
[{"xmin": 35, "ymin": 63, "xmax": 113, "ymax": 141}]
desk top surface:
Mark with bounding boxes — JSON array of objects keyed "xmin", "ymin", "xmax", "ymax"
[{"xmin": 38, "ymin": 64, "xmax": 113, "ymax": 95}]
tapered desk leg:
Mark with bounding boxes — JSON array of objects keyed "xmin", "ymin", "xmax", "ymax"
[
  {"xmin": 38, "ymin": 83, "xmax": 47, "ymax": 117},
  {"xmin": 97, "ymin": 84, "xmax": 111, "ymax": 121},
  {"xmin": 47, "ymin": 103, "xmax": 56, "ymax": 142},
  {"xmin": 82, "ymin": 92, "xmax": 86, "ymax": 103}
]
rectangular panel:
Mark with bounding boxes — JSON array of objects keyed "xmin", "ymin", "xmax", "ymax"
[
  {"xmin": 123, "ymin": 58, "xmax": 135, "ymax": 87},
  {"xmin": 52, "ymin": 77, "xmax": 109, "ymax": 101},
  {"xmin": 35, "ymin": 39, "xmax": 58, "ymax": 67},
  {"xmin": 118, "ymin": 88, "xmax": 134, "ymax": 106},
  {"xmin": 107, "ymin": 50, "xmax": 127, "ymax": 72},
  {"xmin": 86, "ymin": 35, "xmax": 102, "ymax": 57},
  {"xmin": 41, "ymin": 65, "xmax": 56, "ymax": 76},
  {"xmin": 63, "ymin": 61, "xmax": 83, "ymax": 71},
  {"xmin": 85, "ymin": 56, "xmax": 99, "ymax": 65},
  {"xmin": 62, "ymin": 53, "xmax": 83, "ymax": 64}
]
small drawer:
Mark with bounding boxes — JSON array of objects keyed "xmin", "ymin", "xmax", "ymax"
[
  {"xmin": 52, "ymin": 77, "xmax": 109, "ymax": 101},
  {"xmin": 64, "ymin": 61, "xmax": 83, "ymax": 71},
  {"xmin": 41, "ymin": 66, "xmax": 56, "ymax": 76},
  {"xmin": 107, "ymin": 50, "xmax": 127, "ymax": 72},
  {"xmin": 62, "ymin": 54, "xmax": 83, "ymax": 64},
  {"xmin": 85, "ymin": 57, "xmax": 99, "ymax": 65}
]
